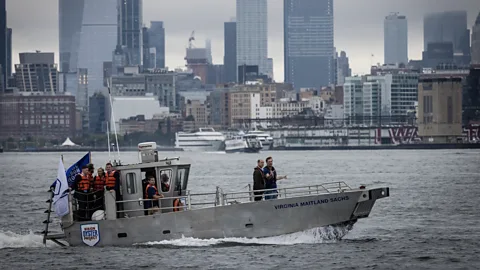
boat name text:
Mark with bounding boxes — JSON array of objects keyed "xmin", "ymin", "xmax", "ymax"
[{"xmin": 274, "ymin": 196, "xmax": 349, "ymax": 210}]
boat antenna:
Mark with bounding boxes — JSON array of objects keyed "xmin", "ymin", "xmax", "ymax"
[
  {"xmin": 106, "ymin": 121, "xmax": 111, "ymax": 161},
  {"xmin": 107, "ymin": 78, "xmax": 121, "ymax": 162}
]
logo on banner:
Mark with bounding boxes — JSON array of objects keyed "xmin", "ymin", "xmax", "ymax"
[{"xmin": 80, "ymin": 224, "xmax": 100, "ymax": 246}]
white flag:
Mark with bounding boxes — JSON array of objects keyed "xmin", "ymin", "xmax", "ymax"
[{"xmin": 53, "ymin": 158, "xmax": 70, "ymax": 217}]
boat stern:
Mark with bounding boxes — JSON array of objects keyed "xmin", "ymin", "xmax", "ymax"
[{"xmin": 350, "ymin": 187, "xmax": 389, "ymax": 220}]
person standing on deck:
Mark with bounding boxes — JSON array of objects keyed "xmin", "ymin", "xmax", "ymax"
[
  {"xmin": 263, "ymin": 157, "xmax": 287, "ymax": 200},
  {"xmin": 145, "ymin": 176, "xmax": 164, "ymax": 215},
  {"xmin": 105, "ymin": 162, "xmax": 124, "ymax": 218},
  {"xmin": 72, "ymin": 165, "xmax": 92, "ymax": 221},
  {"xmin": 253, "ymin": 159, "xmax": 266, "ymax": 201},
  {"xmin": 92, "ymin": 167, "xmax": 106, "ymax": 211}
]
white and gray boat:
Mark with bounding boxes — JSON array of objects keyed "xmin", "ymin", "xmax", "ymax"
[
  {"xmin": 225, "ymin": 134, "xmax": 263, "ymax": 153},
  {"xmin": 43, "ymin": 142, "xmax": 390, "ymax": 247}
]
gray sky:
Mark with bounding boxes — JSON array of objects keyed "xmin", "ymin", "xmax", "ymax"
[{"xmin": 6, "ymin": 0, "xmax": 480, "ymax": 81}]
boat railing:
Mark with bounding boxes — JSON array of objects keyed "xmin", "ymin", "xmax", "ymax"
[
  {"xmin": 67, "ymin": 182, "xmax": 352, "ymax": 221},
  {"xmin": 219, "ymin": 181, "xmax": 352, "ymax": 205}
]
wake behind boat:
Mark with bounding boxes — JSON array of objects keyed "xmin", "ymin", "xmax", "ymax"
[{"xmin": 43, "ymin": 142, "xmax": 390, "ymax": 247}]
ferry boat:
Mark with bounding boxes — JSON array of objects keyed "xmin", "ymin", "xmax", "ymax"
[
  {"xmin": 174, "ymin": 127, "xmax": 225, "ymax": 152},
  {"xmin": 224, "ymin": 134, "xmax": 263, "ymax": 153},
  {"xmin": 43, "ymin": 142, "xmax": 390, "ymax": 247},
  {"xmin": 244, "ymin": 130, "xmax": 273, "ymax": 150}
]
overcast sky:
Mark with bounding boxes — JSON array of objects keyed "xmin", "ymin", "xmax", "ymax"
[{"xmin": 6, "ymin": 0, "xmax": 480, "ymax": 81}]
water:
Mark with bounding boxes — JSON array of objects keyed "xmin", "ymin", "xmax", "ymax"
[{"xmin": 1, "ymin": 150, "xmax": 479, "ymax": 269}]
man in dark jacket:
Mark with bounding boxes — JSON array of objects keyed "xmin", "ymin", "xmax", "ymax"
[{"xmin": 253, "ymin": 159, "xmax": 266, "ymax": 201}]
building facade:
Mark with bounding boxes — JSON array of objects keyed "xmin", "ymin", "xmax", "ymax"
[
  {"xmin": 417, "ymin": 75, "xmax": 463, "ymax": 142},
  {"xmin": 384, "ymin": 13, "xmax": 408, "ymax": 65},
  {"xmin": 185, "ymin": 99, "xmax": 209, "ymax": 127},
  {"xmin": 60, "ymin": 0, "xmax": 117, "ymax": 95},
  {"xmin": 0, "ymin": 94, "xmax": 76, "ymax": 139},
  {"xmin": 6, "ymin": 28, "xmax": 12, "ymax": 79},
  {"xmin": 118, "ymin": 0, "xmax": 143, "ymax": 66},
  {"xmin": 15, "ymin": 52, "xmax": 59, "ymax": 93},
  {"xmin": 236, "ymin": 0, "xmax": 268, "ymax": 77},
  {"xmin": 472, "ymin": 12, "xmax": 480, "ymax": 64},
  {"xmin": 88, "ymin": 92, "xmax": 107, "ymax": 133},
  {"xmin": 284, "ymin": 0, "xmax": 334, "ymax": 90},
  {"xmin": 423, "ymin": 11, "xmax": 470, "ymax": 65},
  {"xmin": 149, "ymin": 21, "xmax": 165, "ymax": 69},
  {"xmin": 224, "ymin": 21, "xmax": 237, "ymax": 83},
  {"xmin": 0, "ymin": 0, "xmax": 7, "ymax": 89}
]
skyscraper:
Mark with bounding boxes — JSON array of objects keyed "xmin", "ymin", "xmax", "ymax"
[
  {"xmin": 284, "ymin": 0, "xmax": 334, "ymax": 90},
  {"xmin": 472, "ymin": 12, "xmax": 480, "ymax": 64},
  {"xmin": 0, "ymin": 0, "xmax": 7, "ymax": 89},
  {"xmin": 224, "ymin": 20, "xmax": 237, "ymax": 83},
  {"xmin": 118, "ymin": 0, "xmax": 143, "ymax": 66},
  {"xmin": 424, "ymin": 11, "xmax": 470, "ymax": 64},
  {"xmin": 6, "ymin": 28, "xmax": 11, "ymax": 78},
  {"xmin": 59, "ymin": 0, "xmax": 117, "ymax": 94},
  {"xmin": 236, "ymin": 0, "xmax": 268, "ymax": 78},
  {"xmin": 149, "ymin": 21, "xmax": 165, "ymax": 69},
  {"xmin": 384, "ymin": 13, "xmax": 408, "ymax": 65}
]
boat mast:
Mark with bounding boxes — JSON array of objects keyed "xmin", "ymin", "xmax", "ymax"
[
  {"xmin": 107, "ymin": 78, "xmax": 121, "ymax": 162},
  {"xmin": 106, "ymin": 121, "xmax": 111, "ymax": 160}
]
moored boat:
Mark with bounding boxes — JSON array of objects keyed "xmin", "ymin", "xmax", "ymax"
[
  {"xmin": 225, "ymin": 135, "xmax": 262, "ymax": 153},
  {"xmin": 174, "ymin": 127, "xmax": 225, "ymax": 152},
  {"xmin": 43, "ymin": 142, "xmax": 390, "ymax": 247}
]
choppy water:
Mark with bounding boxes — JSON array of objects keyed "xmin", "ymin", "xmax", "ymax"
[{"xmin": 0, "ymin": 150, "xmax": 479, "ymax": 269}]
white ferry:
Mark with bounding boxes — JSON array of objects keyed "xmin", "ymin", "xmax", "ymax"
[
  {"xmin": 225, "ymin": 135, "xmax": 262, "ymax": 153},
  {"xmin": 175, "ymin": 127, "xmax": 226, "ymax": 152},
  {"xmin": 244, "ymin": 130, "xmax": 273, "ymax": 150}
]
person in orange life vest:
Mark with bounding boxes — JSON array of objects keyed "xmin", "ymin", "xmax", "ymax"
[
  {"xmin": 145, "ymin": 176, "xmax": 163, "ymax": 215},
  {"xmin": 105, "ymin": 162, "xmax": 124, "ymax": 218},
  {"xmin": 72, "ymin": 165, "xmax": 92, "ymax": 221},
  {"xmin": 92, "ymin": 167, "xmax": 106, "ymax": 211},
  {"xmin": 160, "ymin": 173, "xmax": 170, "ymax": 192}
]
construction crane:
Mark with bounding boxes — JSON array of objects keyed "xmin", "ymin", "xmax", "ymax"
[{"xmin": 188, "ymin": 31, "xmax": 195, "ymax": 49}]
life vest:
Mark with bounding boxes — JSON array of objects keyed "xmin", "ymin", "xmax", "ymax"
[
  {"xmin": 93, "ymin": 175, "xmax": 106, "ymax": 191},
  {"xmin": 145, "ymin": 184, "xmax": 159, "ymax": 199},
  {"xmin": 173, "ymin": 198, "xmax": 183, "ymax": 212},
  {"xmin": 105, "ymin": 171, "xmax": 116, "ymax": 188},
  {"xmin": 77, "ymin": 173, "xmax": 91, "ymax": 192}
]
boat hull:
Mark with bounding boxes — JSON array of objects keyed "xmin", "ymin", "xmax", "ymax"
[
  {"xmin": 176, "ymin": 140, "xmax": 224, "ymax": 152},
  {"xmin": 62, "ymin": 187, "xmax": 389, "ymax": 247},
  {"xmin": 225, "ymin": 147, "xmax": 261, "ymax": 153}
]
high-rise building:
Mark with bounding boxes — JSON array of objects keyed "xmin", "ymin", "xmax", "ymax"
[
  {"xmin": 118, "ymin": 0, "xmax": 143, "ymax": 66},
  {"xmin": 205, "ymin": 39, "xmax": 213, "ymax": 64},
  {"xmin": 284, "ymin": 0, "xmax": 334, "ymax": 90},
  {"xmin": 6, "ymin": 28, "xmax": 11, "ymax": 78},
  {"xmin": 149, "ymin": 21, "xmax": 165, "ymax": 69},
  {"xmin": 336, "ymin": 51, "xmax": 351, "ymax": 85},
  {"xmin": 224, "ymin": 20, "xmax": 237, "ymax": 83},
  {"xmin": 424, "ymin": 11, "xmax": 470, "ymax": 65},
  {"xmin": 0, "ymin": 0, "xmax": 6, "ymax": 89},
  {"xmin": 15, "ymin": 52, "xmax": 59, "ymax": 93},
  {"xmin": 59, "ymin": 0, "xmax": 117, "ymax": 95},
  {"xmin": 472, "ymin": 12, "xmax": 480, "ymax": 64},
  {"xmin": 384, "ymin": 13, "xmax": 408, "ymax": 65},
  {"xmin": 236, "ymin": 0, "xmax": 268, "ymax": 78},
  {"xmin": 142, "ymin": 26, "xmax": 156, "ymax": 69}
]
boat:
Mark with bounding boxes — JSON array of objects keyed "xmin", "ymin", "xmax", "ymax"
[
  {"xmin": 224, "ymin": 134, "xmax": 263, "ymax": 153},
  {"xmin": 43, "ymin": 142, "xmax": 390, "ymax": 247},
  {"xmin": 174, "ymin": 127, "xmax": 225, "ymax": 152},
  {"xmin": 244, "ymin": 130, "xmax": 273, "ymax": 150}
]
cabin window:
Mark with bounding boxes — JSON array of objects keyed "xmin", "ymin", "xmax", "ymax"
[
  {"xmin": 126, "ymin": 173, "xmax": 137, "ymax": 194},
  {"xmin": 175, "ymin": 167, "xmax": 190, "ymax": 192},
  {"xmin": 158, "ymin": 169, "xmax": 173, "ymax": 193}
]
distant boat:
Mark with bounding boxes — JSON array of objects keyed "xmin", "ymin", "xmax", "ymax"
[
  {"xmin": 175, "ymin": 127, "xmax": 225, "ymax": 152},
  {"xmin": 225, "ymin": 134, "xmax": 262, "ymax": 153},
  {"xmin": 244, "ymin": 130, "xmax": 273, "ymax": 149}
]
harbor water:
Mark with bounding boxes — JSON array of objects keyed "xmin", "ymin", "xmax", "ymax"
[{"xmin": 0, "ymin": 150, "xmax": 479, "ymax": 269}]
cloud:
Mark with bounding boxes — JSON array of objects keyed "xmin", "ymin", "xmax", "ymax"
[{"xmin": 6, "ymin": 0, "xmax": 480, "ymax": 81}]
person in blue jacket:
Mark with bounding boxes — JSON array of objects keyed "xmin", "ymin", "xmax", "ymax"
[{"xmin": 263, "ymin": 156, "xmax": 287, "ymax": 200}]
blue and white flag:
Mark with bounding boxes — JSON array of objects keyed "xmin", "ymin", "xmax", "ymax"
[
  {"xmin": 50, "ymin": 152, "xmax": 91, "ymax": 189},
  {"xmin": 53, "ymin": 158, "xmax": 70, "ymax": 217}
]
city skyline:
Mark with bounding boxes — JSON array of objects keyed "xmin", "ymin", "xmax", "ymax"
[{"xmin": 5, "ymin": 0, "xmax": 480, "ymax": 82}]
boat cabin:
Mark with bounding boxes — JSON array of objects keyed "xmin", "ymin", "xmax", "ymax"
[{"xmin": 112, "ymin": 142, "xmax": 191, "ymax": 218}]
